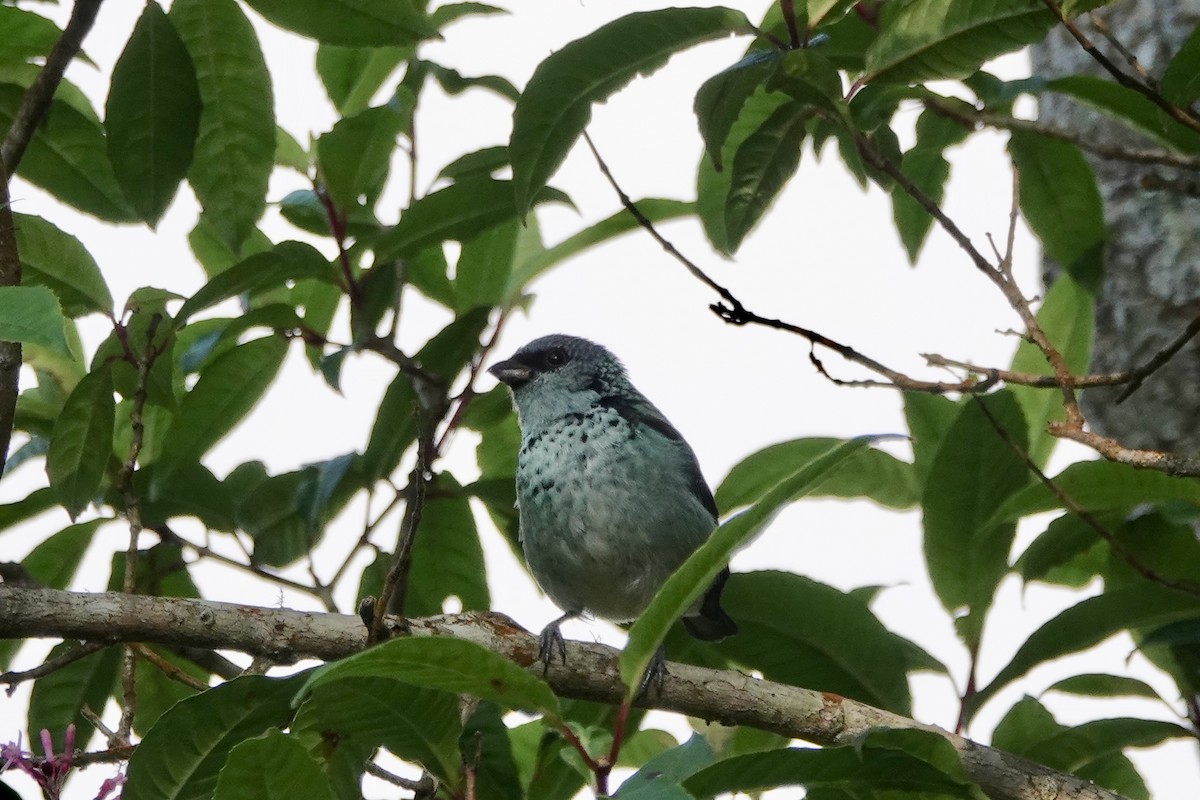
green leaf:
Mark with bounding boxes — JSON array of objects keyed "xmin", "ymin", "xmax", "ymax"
[
  {"xmin": 239, "ymin": 469, "xmax": 313, "ymax": 567},
  {"xmin": 171, "ymin": 0, "xmax": 275, "ymax": 251},
  {"xmin": 988, "ymin": 459, "xmax": 1200, "ymax": 525},
  {"xmin": 213, "ymin": 729, "xmax": 335, "ymax": 800},
  {"xmin": 991, "ymin": 696, "xmax": 1150, "ymax": 800},
  {"xmin": 242, "ymin": 0, "xmax": 437, "ymax": 46},
  {"xmin": 970, "ymin": 585, "xmax": 1200, "ymax": 720},
  {"xmin": 317, "ymin": 102, "xmax": 407, "ymax": 211},
  {"xmin": 507, "ymin": 199, "xmax": 693, "ymax": 296},
  {"xmin": 403, "ymin": 476, "xmax": 490, "ymax": 616},
  {"xmin": 131, "ymin": 649, "xmax": 207, "ymax": 734},
  {"xmin": 1038, "ymin": 718, "xmax": 1191, "ymax": 773},
  {"xmin": 460, "ymin": 702, "xmax": 522, "ymax": 800},
  {"xmin": 0, "ymin": 487, "xmax": 57, "ymax": 530},
  {"xmin": 1007, "ymin": 273, "xmax": 1094, "ymax": 467},
  {"xmin": 21, "ymin": 519, "xmax": 103, "ymax": 589},
  {"xmin": 1008, "ymin": 131, "xmax": 1106, "ymax": 290},
  {"xmin": 438, "ymin": 145, "xmax": 510, "ymax": 182},
  {"xmin": 618, "ymin": 734, "xmax": 715, "ymax": 799},
  {"xmin": 0, "ymin": 6, "xmax": 66, "ymax": 67},
  {"xmin": 362, "ymin": 310, "xmax": 487, "ymax": 482},
  {"xmin": 684, "ymin": 731, "xmax": 981, "ymax": 798},
  {"xmin": 1045, "ymin": 673, "xmax": 1163, "ymax": 702},
  {"xmin": 123, "ymin": 673, "xmax": 308, "ymax": 800},
  {"xmin": 14, "ymin": 212, "xmax": 113, "ymax": 317},
  {"xmin": 892, "ymin": 108, "xmax": 969, "ymax": 262},
  {"xmin": 922, "ymin": 391, "xmax": 1029, "ymax": 649},
  {"xmin": 300, "ymin": 637, "xmax": 561, "ymax": 723},
  {"xmin": 696, "ymin": 87, "xmax": 795, "ymax": 254},
  {"xmin": 0, "ymin": 84, "xmax": 135, "ymax": 222},
  {"xmin": 177, "ymin": 241, "xmax": 337, "ymax": 324},
  {"xmin": 278, "ymin": 188, "xmax": 382, "ymax": 238},
  {"xmin": 317, "ymin": 44, "xmax": 412, "ymax": 116},
  {"xmin": 27, "ymin": 644, "xmax": 121, "ymax": 752},
  {"xmin": 902, "ymin": 390, "xmax": 959, "ymax": 485},
  {"xmin": 718, "ymin": 99, "xmax": 808, "ymax": 254},
  {"xmin": 188, "ymin": 215, "xmax": 274, "ymax": 278},
  {"xmin": 1162, "ymin": 25, "xmax": 1200, "ymax": 109},
  {"xmin": 454, "ymin": 219, "xmax": 519, "ymax": 312},
  {"xmin": 510, "ymin": 6, "xmax": 753, "ymax": 216},
  {"xmin": 45, "ymin": 367, "xmax": 115, "ymax": 518},
  {"xmin": 1014, "ymin": 511, "xmax": 1109, "ymax": 587},
  {"xmin": 695, "ymin": 50, "xmax": 783, "ymax": 169},
  {"xmin": 152, "ymin": 336, "xmax": 288, "ymax": 494},
  {"xmin": 105, "ymin": 1, "xmax": 202, "ymax": 226},
  {"xmin": 294, "ymin": 677, "xmax": 462, "ymax": 783},
  {"xmin": 621, "ymin": 436, "xmax": 881, "ymax": 696},
  {"xmin": 0, "ymin": 286, "xmax": 70, "ymax": 356},
  {"xmin": 374, "ymin": 178, "xmax": 565, "ymax": 261},
  {"xmin": 862, "ymin": 0, "xmax": 1053, "ymax": 85},
  {"xmin": 713, "ymin": 571, "xmax": 914, "ymax": 714},
  {"xmin": 1047, "ymin": 75, "xmax": 1200, "ymax": 153},
  {"xmin": 716, "ymin": 437, "xmax": 918, "ymax": 512}
]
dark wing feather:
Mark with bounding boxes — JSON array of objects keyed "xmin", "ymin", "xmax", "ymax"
[{"xmin": 597, "ymin": 393, "xmax": 719, "ymax": 521}]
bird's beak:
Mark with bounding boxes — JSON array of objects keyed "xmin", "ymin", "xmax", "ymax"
[{"xmin": 488, "ymin": 358, "xmax": 534, "ymax": 388}]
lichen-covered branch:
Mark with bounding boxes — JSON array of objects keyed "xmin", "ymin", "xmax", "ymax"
[{"xmin": 0, "ymin": 586, "xmax": 1128, "ymax": 800}]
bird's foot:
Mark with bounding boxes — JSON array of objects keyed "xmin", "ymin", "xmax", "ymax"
[
  {"xmin": 537, "ymin": 612, "xmax": 575, "ymax": 674},
  {"xmin": 634, "ymin": 645, "xmax": 668, "ymax": 701}
]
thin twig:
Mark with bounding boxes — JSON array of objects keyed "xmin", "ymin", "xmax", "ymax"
[
  {"xmin": 115, "ymin": 313, "xmax": 162, "ymax": 743},
  {"xmin": 1114, "ymin": 315, "xmax": 1200, "ymax": 402},
  {"xmin": 155, "ymin": 525, "xmax": 329, "ymax": 599},
  {"xmin": 1040, "ymin": 0, "xmax": 1200, "ymax": 134},
  {"xmin": 1, "ymin": 641, "xmax": 110, "ymax": 692},
  {"xmin": 923, "ymin": 98, "xmax": 1200, "ymax": 171},
  {"xmin": 0, "ymin": 158, "xmax": 20, "ymax": 478},
  {"xmin": 779, "ymin": 0, "xmax": 801, "ymax": 49},
  {"xmin": 314, "ymin": 181, "xmax": 361, "ymax": 304},
  {"xmin": 1086, "ymin": 11, "xmax": 1154, "ymax": 86},
  {"xmin": 80, "ymin": 703, "xmax": 119, "ymax": 745},
  {"xmin": 130, "ymin": 644, "xmax": 210, "ymax": 692},
  {"xmin": 373, "ymin": 432, "xmax": 431, "ymax": 635},
  {"xmin": 434, "ymin": 307, "xmax": 510, "ymax": 457},
  {"xmin": 364, "ymin": 761, "xmax": 434, "ymax": 793},
  {"xmin": 973, "ymin": 395, "xmax": 1200, "ymax": 599},
  {"xmin": 0, "ymin": 0, "xmax": 105, "ymax": 173}
]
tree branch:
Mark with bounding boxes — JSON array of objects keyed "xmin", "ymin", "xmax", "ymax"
[
  {"xmin": 0, "ymin": 0, "xmax": 105, "ymax": 175},
  {"xmin": 0, "ymin": 159, "xmax": 20, "ymax": 478},
  {"xmin": 0, "ymin": 586, "xmax": 1130, "ymax": 800}
]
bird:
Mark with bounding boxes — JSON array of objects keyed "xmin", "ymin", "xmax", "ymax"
[{"xmin": 488, "ymin": 334, "xmax": 737, "ymax": 684}]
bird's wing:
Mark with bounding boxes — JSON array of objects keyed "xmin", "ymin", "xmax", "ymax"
[{"xmin": 597, "ymin": 393, "xmax": 719, "ymax": 521}]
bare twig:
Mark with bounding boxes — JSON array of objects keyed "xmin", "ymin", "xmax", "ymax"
[
  {"xmin": 1114, "ymin": 315, "xmax": 1200, "ymax": 402},
  {"xmin": 1140, "ymin": 172, "xmax": 1200, "ymax": 197},
  {"xmin": 0, "ymin": 158, "xmax": 19, "ymax": 478},
  {"xmin": 1086, "ymin": 11, "xmax": 1154, "ymax": 85},
  {"xmin": 154, "ymin": 525, "xmax": 329, "ymax": 599},
  {"xmin": 973, "ymin": 395, "xmax": 1200, "ymax": 599},
  {"xmin": 130, "ymin": 644, "xmax": 210, "ymax": 692},
  {"xmin": 1040, "ymin": 0, "xmax": 1200, "ymax": 134},
  {"xmin": 365, "ymin": 762, "xmax": 435, "ymax": 794},
  {"xmin": 923, "ymin": 99, "xmax": 1200, "ymax": 171},
  {"xmin": 434, "ymin": 307, "xmax": 510, "ymax": 457},
  {"xmin": 373, "ymin": 432, "xmax": 431, "ymax": 635},
  {"xmin": 1, "ymin": 641, "xmax": 111, "ymax": 692},
  {"xmin": 0, "ymin": 0, "xmax": 105, "ymax": 173},
  {"xmin": 1048, "ymin": 426, "xmax": 1200, "ymax": 477},
  {"xmin": 115, "ymin": 313, "xmax": 162, "ymax": 743}
]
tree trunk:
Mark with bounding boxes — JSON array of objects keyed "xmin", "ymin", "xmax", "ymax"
[{"xmin": 1031, "ymin": 0, "xmax": 1200, "ymax": 452}]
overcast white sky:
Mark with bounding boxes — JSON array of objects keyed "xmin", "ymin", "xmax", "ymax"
[{"xmin": 2, "ymin": 2, "xmax": 1195, "ymax": 798}]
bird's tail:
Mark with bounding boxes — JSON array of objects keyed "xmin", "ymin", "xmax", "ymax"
[{"xmin": 682, "ymin": 567, "xmax": 738, "ymax": 641}]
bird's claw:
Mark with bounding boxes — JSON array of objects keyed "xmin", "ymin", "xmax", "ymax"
[
  {"xmin": 634, "ymin": 646, "xmax": 668, "ymax": 701},
  {"xmin": 537, "ymin": 622, "xmax": 568, "ymax": 674}
]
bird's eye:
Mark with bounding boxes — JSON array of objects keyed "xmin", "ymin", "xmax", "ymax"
[{"xmin": 544, "ymin": 348, "xmax": 569, "ymax": 368}]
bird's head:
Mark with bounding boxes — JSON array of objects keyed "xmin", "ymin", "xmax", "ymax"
[{"xmin": 489, "ymin": 334, "xmax": 628, "ymax": 422}]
